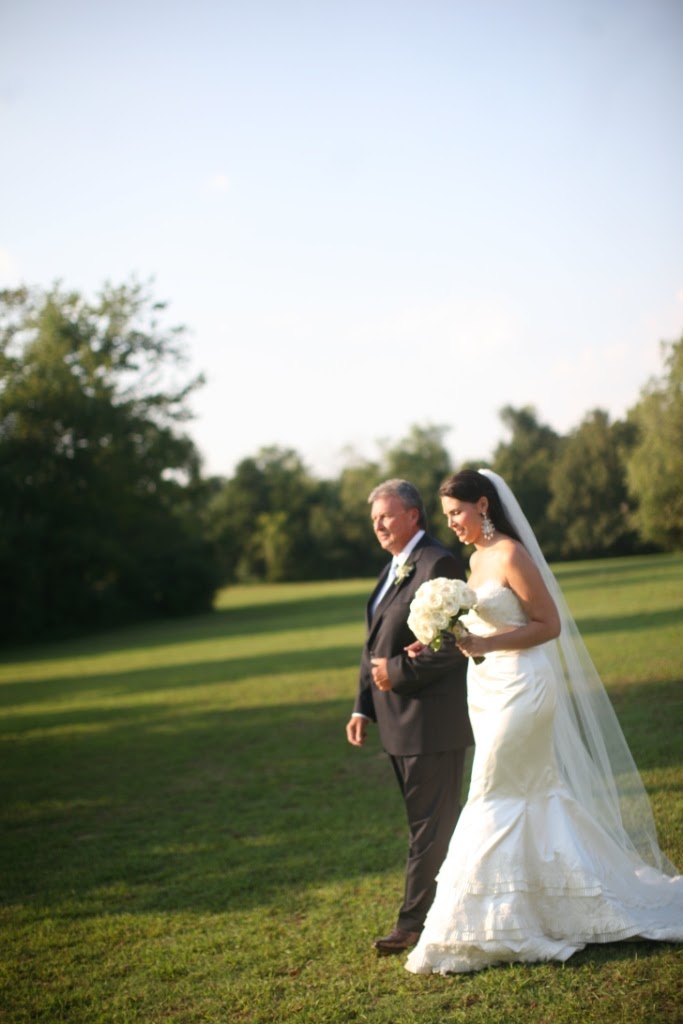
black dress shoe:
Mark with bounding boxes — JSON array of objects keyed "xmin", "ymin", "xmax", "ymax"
[{"xmin": 373, "ymin": 927, "xmax": 422, "ymax": 954}]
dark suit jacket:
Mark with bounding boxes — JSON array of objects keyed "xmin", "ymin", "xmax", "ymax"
[{"xmin": 353, "ymin": 534, "xmax": 473, "ymax": 756}]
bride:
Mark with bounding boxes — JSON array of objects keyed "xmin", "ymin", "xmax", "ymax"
[{"xmin": 403, "ymin": 469, "xmax": 683, "ymax": 975}]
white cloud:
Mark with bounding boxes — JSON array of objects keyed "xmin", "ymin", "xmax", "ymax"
[
  {"xmin": 543, "ymin": 339, "xmax": 662, "ymax": 432},
  {"xmin": 0, "ymin": 248, "xmax": 20, "ymax": 285},
  {"xmin": 207, "ymin": 173, "xmax": 231, "ymax": 193},
  {"xmin": 250, "ymin": 297, "xmax": 521, "ymax": 364}
]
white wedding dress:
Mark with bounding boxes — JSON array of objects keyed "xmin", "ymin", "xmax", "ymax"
[{"xmin": 406, "ymin": 580, "xmax": 683, "ymax": 975}]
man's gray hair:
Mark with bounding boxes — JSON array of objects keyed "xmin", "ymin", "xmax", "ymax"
[{"xmin": 367, "ymin": 478, "xmax": 427, "ymax": 530}]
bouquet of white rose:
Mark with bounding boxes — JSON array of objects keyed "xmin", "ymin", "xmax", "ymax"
[{"xmin": 407, "ymin": 577, "xmax": 483, "ymax": 662}]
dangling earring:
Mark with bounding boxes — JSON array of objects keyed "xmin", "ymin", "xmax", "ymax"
[{"xmin": 481, "ymin": 511, "xmax": 495, "ymax": 540}]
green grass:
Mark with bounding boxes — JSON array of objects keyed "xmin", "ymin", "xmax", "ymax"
[{"xmin": 0, "ymin": 555, "xmax": 682, "ymax": 1024}]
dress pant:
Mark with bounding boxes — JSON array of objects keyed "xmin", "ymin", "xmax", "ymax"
[{"xmin": 390, "ymin": 748, "xmax": 467, "ymax": 932}]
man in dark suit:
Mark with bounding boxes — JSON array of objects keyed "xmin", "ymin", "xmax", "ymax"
[{"xmin": 346, "ymin": 478, "xmax": 473, "ymax": 954}]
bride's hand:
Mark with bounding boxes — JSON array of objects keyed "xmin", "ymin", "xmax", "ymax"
[
  {"xmin": 457, "ymin": 632, "xmax": 487, "ymax": 659},
  {"xmin": 404, "ymin": 640, "xmax": 426, "ymax": 659}
]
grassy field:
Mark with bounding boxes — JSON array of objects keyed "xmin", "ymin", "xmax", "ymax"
[{"xmin": 0, "ymin": 553, "xmax": 682, "ymax": 1024}]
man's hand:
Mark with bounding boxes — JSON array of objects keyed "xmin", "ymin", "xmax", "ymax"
[
  {"xmin": 404, "ymin": 640, "xmax": 426, "ymax": 659},
  {"xmin": 371, "ymin": 657, "xmax": 392, "ymax": 691},
  {"xmin": 346, "ymin": 716, "xmax": 368, "ymax": 747}
]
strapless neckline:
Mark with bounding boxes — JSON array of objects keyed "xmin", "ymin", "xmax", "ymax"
[
  {"xmin": 471, "ymin": 579, "xmax": 511, "ymax": 598},
  {"xmin": 460, "ymin": 580, "xmax": 528, "ymax": 634}
]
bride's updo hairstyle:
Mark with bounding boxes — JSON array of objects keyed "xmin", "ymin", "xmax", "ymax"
[{"xmin": 439, "ymin": 469, "xmax": 523, "ymax": 543}]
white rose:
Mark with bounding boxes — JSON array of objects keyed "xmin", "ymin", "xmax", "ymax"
[
  {"xmin": 408, "ymin": 577, "xmax": 478, "ymax": 646},
  {"xmin": 407, "ymin": 609, "xmax": 435, "ymax": 644}
]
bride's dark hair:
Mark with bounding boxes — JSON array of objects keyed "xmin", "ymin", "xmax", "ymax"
[{"xmin": 439, "ymin": 469, "xmax": 523, "ymax": 543}]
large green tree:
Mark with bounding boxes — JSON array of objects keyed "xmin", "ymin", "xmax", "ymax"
[
  {"xmin": 206, "ymin": 446, "xmax": 322, "ymax": 582},
  {"xmin": 205, "ymin": 424, "xmax": 460, "ymax": 585},
  {"xmin": 626, "ymin": 336, "xmax": 683, "ymax": 550},
  {"xmin": 332, "ymin": 424, "xmax": 458, "ymax": 573},
  {"xmin": 382, "ymin": 423, "xmax": 454, "ymax": 543},
  {"xmin": 547, "ymin": 410, "xmax": 637, "ymax": 558},
  {"xmin": 492, "ymin": 406, "xmax": 562, "ymax": 555},
  {"xmin": 0, "ymin": 281, "xmax": 219, "ymax": 640},
  {"xmin": 319, "ymin": 457, "xmax": 379, "ymax": 577}
]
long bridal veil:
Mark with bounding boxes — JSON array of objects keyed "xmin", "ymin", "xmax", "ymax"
[{"xmin": 479, "ymin": 469, "xmax": 677, "ymax": 877}]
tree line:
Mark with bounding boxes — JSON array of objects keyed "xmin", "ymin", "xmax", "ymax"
[{"xmin": 1, "ymin": 281, "xmax": 681, "ymax": 643}]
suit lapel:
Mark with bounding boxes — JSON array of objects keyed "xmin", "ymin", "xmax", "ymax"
[
  {"xmin": 366, "ymin": 563, "xmax": 392, "ymax": 629},
  {"xmin": 366, "ymin": 537, "xmax": 428, "ymax": 635}
]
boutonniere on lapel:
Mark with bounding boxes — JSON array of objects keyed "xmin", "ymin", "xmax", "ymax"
[{"xmin": 394, "ymin": 561, "xmax": 415, "ymax": 587}]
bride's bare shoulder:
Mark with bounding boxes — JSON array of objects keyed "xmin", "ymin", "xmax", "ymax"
[
  {"xmin": 473, "ymin": 536, "xmax": 517, "ymax": 580},
  {"xmin": 491, "ymin": 535, "xmax": 521, "ymax": 560},
  {"xmin": 495, "ymin": 536, "xmax": 536, "ymax": 574}
]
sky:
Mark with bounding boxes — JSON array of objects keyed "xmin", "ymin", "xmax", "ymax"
[{"xmin": 1, "ymin": 0, "xmax": 682, "ymax": 479}]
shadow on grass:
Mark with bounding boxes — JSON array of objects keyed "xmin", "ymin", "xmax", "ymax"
[
  {"xmin": 552, "ymin": 938, "xmax": 680, "ymax": 968},
  {"xmin": 1, "ymin": 667, "xmax": 681, "ymax": 923},
  {"xmin": 574, "ymin": 606, "xmax": 683, "ymax": 636},
  {"xmin": 554, "ymin": 553, "xmax": 682, "ymax": 586},
  {"xmin": 0, "ymin": 590, "xmax": 370, "ymax": 665},
  {"xmin": 0, "ymin": 695, "xmax": 407, "ymax": 917},
  {"xmin": 608, "ymin": 678, "xmax": 683, "ymax": 774},
  {"xmin": 0, "ymin": 643, "xmax": 362, "ymax": 710}
]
